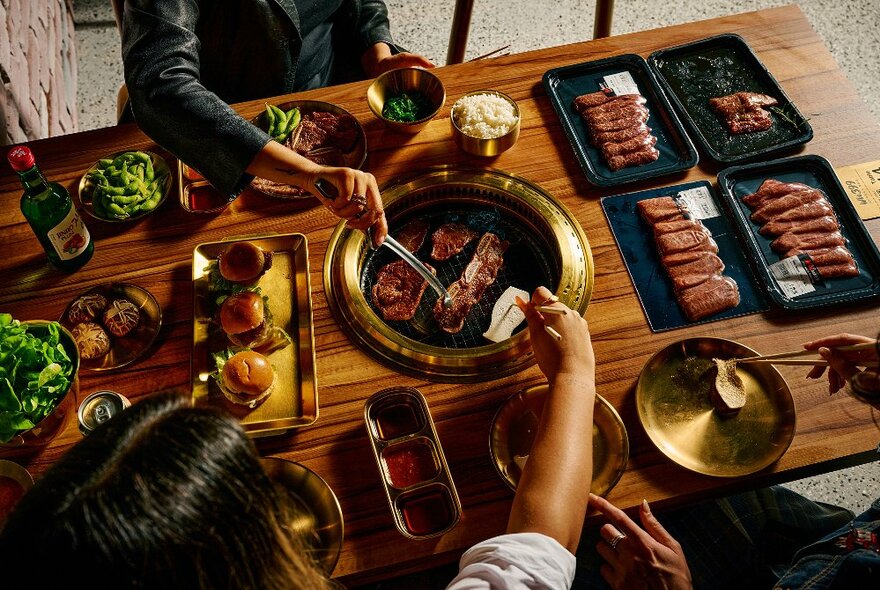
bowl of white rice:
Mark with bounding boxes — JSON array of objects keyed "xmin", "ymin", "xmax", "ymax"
[{"xmin": 451, "ymin": 90, "xmax": 521, "ymax": 156}]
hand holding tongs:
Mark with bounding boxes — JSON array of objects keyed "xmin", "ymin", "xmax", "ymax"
[
  {"xmin": 734, "ymin": 341, "xmax": 880, "ymax": 367},
  {"xmin": 313, "ymin": 179, "xmax": 452, "ymax": 308}
]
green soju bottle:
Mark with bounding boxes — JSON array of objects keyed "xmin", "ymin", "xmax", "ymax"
[{"xmin": 7, "ymin": 146, "xmax": 94, "ymax": 271}]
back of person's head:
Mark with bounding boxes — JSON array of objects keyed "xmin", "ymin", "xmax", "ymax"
[{"xmin": 0, "ymin": 393, "xmax": 333, "ymax": 590}]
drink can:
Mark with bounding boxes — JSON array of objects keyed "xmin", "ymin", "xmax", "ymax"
[{"xmin": 77, "ymin": 390, "xmax": 131, "ymax": 436}]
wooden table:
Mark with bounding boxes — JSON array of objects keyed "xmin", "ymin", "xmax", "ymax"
[{"xmin": 1, "ymin": 5, "xmax": 878, "ymax": 584}]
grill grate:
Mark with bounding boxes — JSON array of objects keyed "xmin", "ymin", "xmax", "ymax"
[{"xmin": 360, "ymin": 191, "xmax": 559, "ymax": 349}]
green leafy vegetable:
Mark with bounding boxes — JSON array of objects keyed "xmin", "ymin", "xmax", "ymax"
[
  {"xmin": 382, "ymin": 92, "xmax": 434, "ymax": 123},
  {"xmin": 0, "ymin": 313, "xmax": 74, "ymax": 443}
]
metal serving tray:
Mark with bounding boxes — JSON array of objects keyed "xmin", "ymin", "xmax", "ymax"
[
  {"xmin": 716, "ymin": 155, "xmax": 880, "ymax": 310},
  {"xmin": 543, "ymin": 53, "xmax": 698, "ymax": 187},
  {"xmin": 648, "ymin": 34, "xmax": 813, "ymax": 164},
  {"xmin": 191, "ymin": 233, "xmax": 318, "ymax": 436},
  {"xmin": 601, "ymin": 180, "xmax": 768, "ymax": 332}
]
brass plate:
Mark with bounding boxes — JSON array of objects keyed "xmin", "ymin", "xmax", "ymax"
[
  {"xmin": 324, "ymin": 167, "xmax": 594, "ymax": 382},
  {"xmin": 60, "ymin": 283, "xmax": 162, "ymax": 371},
  {"xmin": 490, "ymin": 385, "xmax": 628, "ymax": 495},
  {"xmin": 637, "ymin": 338, "xmax": 796, "ymax": 477},
  {"xmin": 191, "ymin": 234, "xmax": 318, "ymax": 436},
  {"xmin": 77, "ymin": 151, "xmax": 172, "ymax": 222},
  {"xmin": 250, "ymin": 100, "xmax": 367, "ymax": 199},
  {"xmin": 261, "ymin": 458, "xmax": 343, "ymax": 574}
]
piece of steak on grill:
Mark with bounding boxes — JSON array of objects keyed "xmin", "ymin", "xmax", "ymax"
[
  {"xmin": 394, "ymin": 220, "xmax": 430, "ymax": 253},
  {"xmin": 372, "ymin": 259, "xmax": 436, "ymax": 321},
  {"xmin": 433, "ymin": 233, "xmax": 508, "ymax": 334},
  {"xmin": 430, "ymin": 223, "xmax": 480, "ymax": 261}
]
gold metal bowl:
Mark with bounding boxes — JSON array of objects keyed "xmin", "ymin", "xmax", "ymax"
[
  {"xmin": 261, "ymin": 458, "xmax": 344, "ymax": 574},
  {"xmin": 450, "ymin": 90, "xmax": 521, "ymax": 157},
  {"xmin": 636, "ymin": 337, "xmax": 796, "ymax": 478},
  {"xmin": 366, "ymin": 67, "xmax": 446, "ymax": 134}
]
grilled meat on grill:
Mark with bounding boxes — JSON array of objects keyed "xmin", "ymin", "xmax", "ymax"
[
  {"xmin": 430, "ymin": 223, "xmax": 480, "ymax": 261},
  {"xmin": 372, "ymin": 259, "xmax": 436, "ymax": 321}
]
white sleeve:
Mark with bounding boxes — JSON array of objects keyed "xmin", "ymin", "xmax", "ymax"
[{"xmin": 445, "ymin": 532, "xmax": 575, "ymax": 590}]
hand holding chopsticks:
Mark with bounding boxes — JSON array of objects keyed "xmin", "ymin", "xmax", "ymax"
[{"xmin": 736, "ymin": 341, "xmax": 879, "ymax": 367}]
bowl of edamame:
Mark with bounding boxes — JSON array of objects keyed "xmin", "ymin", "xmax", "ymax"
[{"xmin": 78, "ymin": 151, "xmax": 172, "ymax": 222}]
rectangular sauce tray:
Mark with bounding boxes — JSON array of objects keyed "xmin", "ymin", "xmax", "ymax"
[
  {"xmin": 648, "ymin": 33, "xmax": 812, "ymax": 164},
  {"xmin": 191, "ymin": 233, "xmax": 318, "ymax": 436},
  {"xmin": 716, "ymin": 155, "xmax": 880, "ymax": 309},
  {"xmin": 364, "ymin": 386, "xmax": 462, "ymax": 540},
  {"xmin": 177, "ymin": 161, "xmax": 232, "ymax": 213},
  {"xmin": 543, "ymin": 53, "xmax": 698, "ymax": 187},
  {"xmin": 602, "ymin": 180, "xmax": 768, "ymax": 332}
]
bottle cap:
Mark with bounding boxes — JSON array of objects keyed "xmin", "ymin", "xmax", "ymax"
[{"xmin": 7, "ymin": 146, "xmax": 35, "ymax": 171}]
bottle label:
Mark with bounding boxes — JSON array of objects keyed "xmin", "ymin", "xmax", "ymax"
[{"xmin": 48, "ymin": 207, "xmax": 91, "ymax": 261}]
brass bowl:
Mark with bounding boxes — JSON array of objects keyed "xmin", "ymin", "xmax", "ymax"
[
  {"xmin": 366, "ymin": 67, "xmax": 446, "ymax": 134},
  {"xmin": 0, "ymin": 460, "xmax": 33, "ymax": 523},
  {"xmin": 0, "ymin": 321, "xmax": 79, "ymax": 452},
  {"xmin": 450, "ymin": 90, "xmax": 521, "ymax": 157},
  {"xmin": 261, "ymin": 458, "xmax": 343, "ymax": 574}
]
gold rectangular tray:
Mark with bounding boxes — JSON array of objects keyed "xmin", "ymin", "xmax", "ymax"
[{"xmin": 191, "ymin": 233, "xmax": 318, "ymax": 436}]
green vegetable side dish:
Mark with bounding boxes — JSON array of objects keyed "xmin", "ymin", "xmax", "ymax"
[
  {"xmin": 265, "ymin": 104, "xmax": 302, "ymax": 143},
  {"xmin": 0, "ymin": 313, "xmax": 74, "ymax": 443},
  {"xmin": 382, "ymin": 92, "xmax": 434, "ymax": 123},
  {"xmin": 85, "ymin": 151, "xmax": 167, "ymax": 220}
]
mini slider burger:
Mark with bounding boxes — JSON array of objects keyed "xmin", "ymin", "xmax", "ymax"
[
  {"xmin": 212, "ymin": 349, "xmax": 275, "ymax": 407},
  {"xmin": 219, "ymin": 242, "xmax": 272, "ymax": 285},
  {"xmin": 219, "ymin": 291, "xmax": 273, "ymax": 349}
]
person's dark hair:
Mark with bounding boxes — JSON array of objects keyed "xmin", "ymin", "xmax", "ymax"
[{"xmin": 0, "ymin": 393, "xmax": 333, "ymax": 589}]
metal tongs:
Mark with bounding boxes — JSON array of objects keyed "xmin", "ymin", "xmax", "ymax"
[{"xmin": 314, "ymin": 179, "xmax": 452, "ymax": 308}]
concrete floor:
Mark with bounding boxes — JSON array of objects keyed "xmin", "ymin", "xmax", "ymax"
[{"xmin": 70, "ymin": 1, "xmax": 877, "ymax": 513}]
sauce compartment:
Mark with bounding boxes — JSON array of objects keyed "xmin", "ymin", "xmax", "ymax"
[
  {"xmin": 181, "ymin": 181, "xmax": 231, "ymax": 214},
  {"xmin": 364, "ymin": 386, "xmax": 462, "ymax": 539}
]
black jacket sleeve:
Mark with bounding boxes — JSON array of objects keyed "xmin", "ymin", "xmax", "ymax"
[{"xmin": 121, "ymin": 0, "xmax": 271, "ymax": 197}]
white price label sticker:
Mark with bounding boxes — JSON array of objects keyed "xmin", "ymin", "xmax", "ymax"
[
  {"xmin": 603, "ymin": 71, "xmax": 640, "ymax": 96},
  {"xmin": 769, "ymin": 256, "xmax": 816, "ymax": 298},
  {"xmin": 675, "ymin": 187, "xmax": 721, "ymax": 220}
]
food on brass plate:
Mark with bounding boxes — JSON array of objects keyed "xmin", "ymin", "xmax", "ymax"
[
  {"xmin": 430, "ymin": 223, "xmax": 479, "ymax": 261},
  {"xmin": 67, "ymin": 293, "xmax": 108, "ymax": 324},
  {"xmin": 382, "ymin": 92, "xmax": 434, "ymax": 123},
  {"xmin": 219, "ymin": 291, "xmax": 272, "ymax": 349},
  {"xmin": 452, "ymin": 93, "xmax": 518, "ymax": 139},
  {"xmin": 572, "ymin": 91, "xmax": 659, "ymax": 171},
  {"xmin": 70, "ymin": 321, "xmax": 111, "ymax": 360},
  {"xmin": 85, "ymin": 151, "xmax": 167, "ymax": 219},
  {"xmin": 395, "ymin": 220, "xmax": 430, "ymax": 253},
  {"xmin": 102, "ymin": 299, "xmax": 141, "ymax": 337},
  {"xmin": 742, "ymin": 179, "xmax": 859, "ymax": 279},
  {"xmin": 709, "ymin": 358, "xmax": 747, "ymax": 415},
  {"xmin": 218, "ymin": 242, "xmax": 273, "ymax": 284},
  {"xmin": 264, "ymin": 104, "xmax": 302, "ymax": 143},
  {"xmin": 372, "ymin": 260, "xmax": 437, "ymax": 321},
  {"xmin": 709, "ymin": 92, "xmax": 778, "ymax": 134},
  {"xmin": 638, "ymin": 196, "xmax": 740, "ymax": 321},
  {"xmin": 434, "ymin": 232, "xmax": 509, "ymax": 333},
  {"xmin": 211, "ymin": 349, "xmax": 275, "ymax": 407},
  {"xmin": 251, "ymin": 110, "xmax": 360, "ymax": 197}
]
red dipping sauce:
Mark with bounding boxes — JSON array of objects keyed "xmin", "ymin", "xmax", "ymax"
[
  {"xmin": 0, "ymin": 476, "xmax": 26, "ymax": 521},
  {"xmin": 382, "ymin": 439, "xmax": 438, "ymax": 489},
  {"xmin": 187, "ymin": 184, "xmax": 229, "ymax": 213},
  {"xmin": 399, "ymin": 485, "xmax": 456, "ymax": 536},
  {"xmin": 376, "ymin": 402, "xmax": 422, "ymax": 441}
]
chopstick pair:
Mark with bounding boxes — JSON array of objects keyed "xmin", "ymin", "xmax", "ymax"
[
  {"xmin": 736, "ymin": 341, "xmax": 879, "ymax": 368},
  {"xmin": 467, "ymin": 44, "xmax": 512, "ymax": 62}
]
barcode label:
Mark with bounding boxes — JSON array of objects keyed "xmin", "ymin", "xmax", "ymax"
[
  {"xmin": 675, "ymin": 187, "xmax": 720, "ymax": 219},
  {"xmin": 603, "ymin": 71, "xmax": 640, "ymax": 96},
  {"xmin": 769, "ymin": 256, "xmax": 817, "ymax": 298}
]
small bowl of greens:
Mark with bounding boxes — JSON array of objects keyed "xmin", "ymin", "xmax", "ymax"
[
  {"xmin": 367, "ymin": 67, "xmax": 445, "ymax": 134},
  {"xmin": 0, "ymin": 315, "xmax": 79, "ymax": 448}
]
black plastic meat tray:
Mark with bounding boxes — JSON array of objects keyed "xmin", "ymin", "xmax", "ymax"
[
  {"xmin": 716, "ymin": 155, "xmax": 880, "ymax": 310},
  {"xmin": 602, "ymin": 180, "xmax": 768, "ymax": 332},
  {"xmin": 543, "ymin": 54, "xmax": 698, "ymax": 187},
  {"xmin": 648, "ymin": 34, "xmax": 812, "ymax": 164}
]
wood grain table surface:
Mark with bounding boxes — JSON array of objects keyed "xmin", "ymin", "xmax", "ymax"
[{"xmin": 1, "ymin": 5, "xmax": 878, "ymax": 584}]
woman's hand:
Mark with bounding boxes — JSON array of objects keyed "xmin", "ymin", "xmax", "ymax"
[
  {"xmin": 591, "ymin": 494, "xmax": 693, "ymax": 590},
  {"xmin": 515, "ymin": 286, "xmax": 594, "ymax": 384},
  {"xmin": 803, "ymin": 333, "xmax": 878, "ymax": 394},
  {"xmin": 302, "ymin": 166, "xmax": 388, "ymax": 247},
  {"xmin": 362, "ymin": 42, "xmax": 435, "ymax": 78}
]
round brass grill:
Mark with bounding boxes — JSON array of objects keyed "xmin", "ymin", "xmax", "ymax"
[{"xmin": 324, "ymin": 167, "xmax": 593, "ymax": 382}]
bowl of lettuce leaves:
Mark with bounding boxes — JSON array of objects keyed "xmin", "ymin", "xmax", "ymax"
[{"xmin": 0, "ymin": 314, "xmax": 79, "ymax": 448}]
